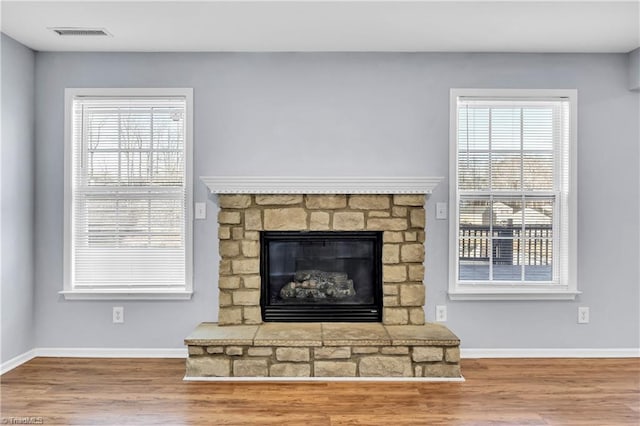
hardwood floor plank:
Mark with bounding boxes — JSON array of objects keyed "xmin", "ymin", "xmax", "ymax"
[{"xmin": 1, "ymin": 357, "xmax": 638, "ymax": 425}]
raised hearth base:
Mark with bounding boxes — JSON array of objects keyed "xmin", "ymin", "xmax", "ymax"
[{"xmin": 184, "ymin": 322, "xmax": 461, "ymax": 379}]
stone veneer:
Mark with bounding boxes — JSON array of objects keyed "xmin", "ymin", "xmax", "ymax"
[
  {"xmin": 216, "ymin": 194, "xmax": 428, "ymax": 326},
  {"xmin": 185, "ymin": 322, "xmax": 461, "ymax": 378}
]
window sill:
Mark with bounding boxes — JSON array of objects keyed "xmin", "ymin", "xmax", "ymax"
[
  {"xmin": 59, "ymin": 290, "xmax": 193, "ymax": 301},
  {"xmin": 448, "ymin": 289, "xmax": 581, "ymax": 301}
]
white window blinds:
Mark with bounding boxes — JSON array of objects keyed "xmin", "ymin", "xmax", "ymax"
[
  {"xmin": 69, "ymin": 95, "xmax": 190, "ymax": 291},
  {"xmin": 455, "ymin": 96, "xmax": 570, "ymax": 285},
  {"xmin": 457, "ymin": 99, "xmax": 567, "ymax": 192}
]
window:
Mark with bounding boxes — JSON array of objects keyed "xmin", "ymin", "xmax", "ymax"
[
  {"xmin": 449, "ymin": 89, "xmax": 577, "ymax": 300},
  {"xmin": 63, "ymin": 88, "xmax": 193, "ymax": 299}
]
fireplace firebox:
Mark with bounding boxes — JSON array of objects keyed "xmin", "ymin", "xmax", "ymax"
[{"xmin": 260, "ymin": 231, "xmax": 383, "ymax": 322}]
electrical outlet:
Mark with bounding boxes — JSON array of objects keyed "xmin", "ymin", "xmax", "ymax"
[
  {"xmin": 578, "ymin": 306, "xmax": 589, "ymax": 324},
  {"xmin": 436, "ymin": 305, "xmax": 447, "ymax": 322},
  {"xmin": 113, "ymin": 306, "xmax": 124, "ymax": 324}
]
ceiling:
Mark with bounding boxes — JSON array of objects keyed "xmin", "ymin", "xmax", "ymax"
[{"xmin": 1, "ymin": 1, "xmax": 639, "ymax": 53}]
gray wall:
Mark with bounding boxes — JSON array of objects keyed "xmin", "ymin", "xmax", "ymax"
[
  {"xmin": 629, "ymin": 48, "xmax": 640, "ymax": 91},
  {"xmin": 1, "ymin": 34, "xmax": 35, "ymax": 362},
  {"xmin": 34, "ymin": 52, "xmax": 639, "ymax": 349}
]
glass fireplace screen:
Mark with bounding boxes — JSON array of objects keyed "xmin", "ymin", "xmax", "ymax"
[{"xmin": 260, "ymin": 231, "xmax": 383, "ymax": 322}]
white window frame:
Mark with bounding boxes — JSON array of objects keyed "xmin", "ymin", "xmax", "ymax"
[
  {"xmin": 448, "ymin": 88, "xmax": 578, "ymax": 300},
  {"xmin": 62, "ymin": 88, "xmax": 194, "ymax": 300}
]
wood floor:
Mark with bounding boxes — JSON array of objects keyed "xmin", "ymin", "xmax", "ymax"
[{"xmin": 1, "ymin": 357, "xmax": 638, "ymax": 425}]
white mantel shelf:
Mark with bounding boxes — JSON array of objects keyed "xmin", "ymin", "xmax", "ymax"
[{"xmin": 200, "ymin": 176, "xmax": 443, "ymax": 195}]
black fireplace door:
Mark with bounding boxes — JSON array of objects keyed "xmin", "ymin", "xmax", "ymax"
[{"xmin": 260, "ymin": 231, "xmax": 383, "ymax": 322}]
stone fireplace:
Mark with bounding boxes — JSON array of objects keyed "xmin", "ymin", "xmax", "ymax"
[
  {"xmin": 184, "ymin": 177, "xmax": 462, "ymax": 379},
  {"xmin": 216, "ymin": 193, "xmax": 428, "ymax": 326}
]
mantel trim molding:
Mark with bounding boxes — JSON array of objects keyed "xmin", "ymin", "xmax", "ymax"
[{"xmin": 200, "ymin": 176, "xmax": 443, "ymax": 194}]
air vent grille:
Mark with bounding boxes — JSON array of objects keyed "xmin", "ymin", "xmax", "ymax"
[{"xmin": 50, "ymin": 28, "xmax": 111, "ymax": 37}]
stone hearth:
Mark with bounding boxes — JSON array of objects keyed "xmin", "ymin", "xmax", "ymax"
[{"xmin": 185, "ymin": 322, "xmax": 461, "ymax": 378}]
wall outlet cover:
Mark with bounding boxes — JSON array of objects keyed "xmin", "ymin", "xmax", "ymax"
[
  {"xmin": 436, "ymin": 305, "xmax": 447, "ymax": 322},
  {"xmin": 113, "ymin": 306, "xmax": 124, "ymax": 323},
  {"xmin": 578, "ymin": 306, "xmax": 589, "ymax": 324}
]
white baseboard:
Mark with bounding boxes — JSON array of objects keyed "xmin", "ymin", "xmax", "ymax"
[
  {"xmin": 35, "ymin": 347, "xmax": 188, "ymax": 358},
  {"xmin": 0, "ymin": 349, "xmax": 37, "ymax": 375},
  {"xmin": 461, "ymin": 348, "xmax": 640, "ymax": 358}
]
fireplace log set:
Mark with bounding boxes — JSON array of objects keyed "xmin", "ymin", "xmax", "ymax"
[{"xmin": 280, "ymin": 270, "xmax": 356, "ymax": 300}]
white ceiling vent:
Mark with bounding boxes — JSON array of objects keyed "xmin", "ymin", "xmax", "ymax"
[{"xmin": 49, "ymin": 27, "xmax": 112, "ymax": 37}]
